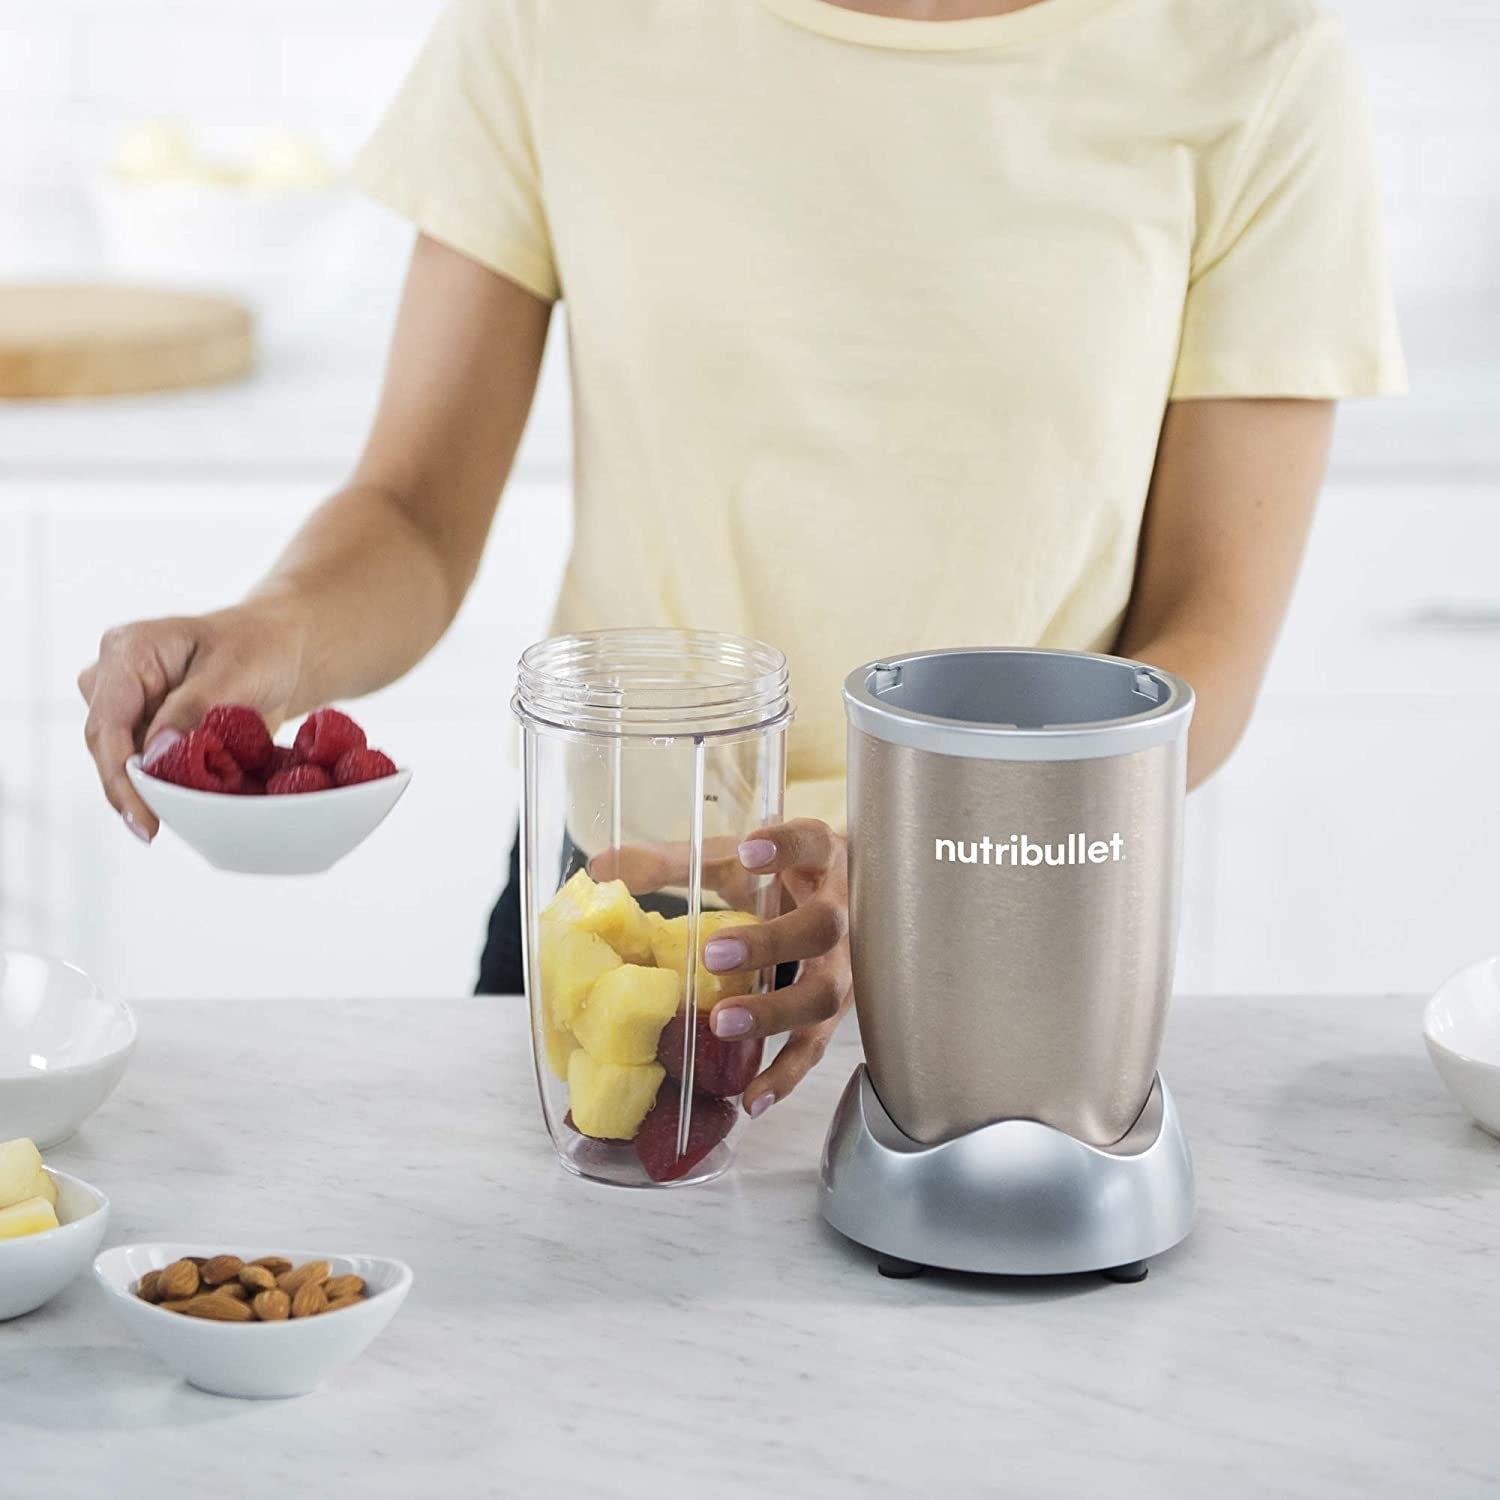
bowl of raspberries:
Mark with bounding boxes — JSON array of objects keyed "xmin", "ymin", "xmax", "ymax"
[{"xmin": 125, "ymin": 706, "xmax": 411, "ymax": 875}]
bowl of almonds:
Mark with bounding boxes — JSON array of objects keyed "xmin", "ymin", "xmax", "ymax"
[{"xmin": 93, "ymin": 1243, "xmax": 412, "ymax": 1398}]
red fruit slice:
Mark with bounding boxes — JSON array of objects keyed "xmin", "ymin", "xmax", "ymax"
[
  {"xmin": 266, "ymin": 763, "xmax": 333, "ymax": 795},
  {"xmin": 332, "ymin": 746, "xmax": 397, "ymax": 787},
  {"xmin": 150, "ymin": 727, "xmax": 245, "ymax": 794},
  {"xmin": 657, "ymin": 1008, "xmax": 763, "ymax": 1099},
  {"xmin": 200, "ymin": 704, "xmax": 275, "ymax": 775},
  {"xmin": 292, "ymin": 708, "xmax": 366, "ymax": 770},
  {"xmin": 634, "ymin": 1088, "xmax": 737, "ymax": 1183}
]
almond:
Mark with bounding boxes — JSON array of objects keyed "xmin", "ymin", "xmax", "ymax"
[
  {"xmin": 278, "ymin": 1260, "xmax": 330, "ymax": 1296},
  {"xmin": 200, "ymin": 1254, "xmax": 244, "ymax": 1287},
  {"xmin": 160, "ymin": 1259, "xmax": 200, "ymax": 1300},
  {"xmin": 151, "ymin": 1251, "xmax": 359, "ymax": 1325},
  {"xmin": 291, "ymin": 1282, "xmax": 328, "ymax": 1318},
  {"xmin": 177, "ymin": 1293, "xmax": 254, "ymax": 1322},
  {"xmin": 252, "ymin": 1289, "xmax": 291, "ymax": 1322}
]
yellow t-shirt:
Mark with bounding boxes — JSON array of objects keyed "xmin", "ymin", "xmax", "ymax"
[{"xmin": 354, "ymin": 0, "xmax": 1404, "ymax": 829}]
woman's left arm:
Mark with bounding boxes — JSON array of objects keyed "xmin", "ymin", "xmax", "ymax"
[{"xmin": 1113, "ymin": 397, "xmax": 1335, "ymax": 787}]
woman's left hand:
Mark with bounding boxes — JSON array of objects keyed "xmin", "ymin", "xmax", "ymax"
[{"xmin": 699, "ymin": 818, "xmax": 853, "ymax": 1119}]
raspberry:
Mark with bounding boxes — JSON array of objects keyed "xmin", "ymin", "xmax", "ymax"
[
  {"xmin": 200, "ymin": 704, "xmax": 274, "ymax": 775},
  {"xmin": 634, "ymin": 1089, "xmax": 736, "ymax": 1183},
  {"xmin": 293, "ymin": 708, "xmax": 366, "ymax": 770},
  {"xmin": 147, "ymin": 738, "xmax": 191, "ymax": 786},
  {"xmin": 265, "ymin": 745, "xmax": 299, "ymax": 776},
  {"xmin": 266, "ymin": 764, "xmax": 333, "ymax": 796},
  {"xmin": 332, "ymin": 747, "xmax": 397, "ymax": 787},
  {"xmin": 150, "ymin": 728, "xmax": 245, "ymax": 794},
  {"xmin": 657, "ymin": 1008, "xmax": 762, "ymax": 1099}
]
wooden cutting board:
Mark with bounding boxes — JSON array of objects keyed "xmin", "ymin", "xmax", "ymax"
[{"xmin": 0, "ymin": 285, "xmax": 254, "ymax": 399}]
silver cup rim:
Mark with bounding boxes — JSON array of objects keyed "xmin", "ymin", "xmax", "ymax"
[{"xmin": 843, "ymin": 647, "xmax": 1194, "ymax": 762}]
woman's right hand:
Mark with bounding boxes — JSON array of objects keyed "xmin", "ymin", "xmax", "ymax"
[{"xmin": 77, "ymin": 604, "xmax": 307, "ymax": 843}]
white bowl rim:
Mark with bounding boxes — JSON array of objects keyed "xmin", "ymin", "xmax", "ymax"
[
  {"xmin": 1422, "ymin": 953, "xmax": 1500, "ymax": 1070},
  {"xmin": 126, "ymin": 755, "xmax": 412, "ymax": 804},
  {"xmin": 0, "ymin": 1167, "xmax": 109, "ymax": 1248},
  {"xmin": 94, "ymin": 1243, "xmax": 414, "ymax": 1329},
  {"xmin": 0, "ymin": 946, "xmax": 137, "ymax": 1077}
]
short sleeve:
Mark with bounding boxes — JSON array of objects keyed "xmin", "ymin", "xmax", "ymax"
[
  {"xmin": 1171, "ymin": 17, "xmax": 1405, "ymax": 401},
  {"xmin": 350, "ymin": 0, "xmax": 559, "ymax": 303}
]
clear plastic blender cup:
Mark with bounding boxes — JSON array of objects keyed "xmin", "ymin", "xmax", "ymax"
[{"xmin": 512, "ymin": 629, "xmax": 792, "ymax": 1187}]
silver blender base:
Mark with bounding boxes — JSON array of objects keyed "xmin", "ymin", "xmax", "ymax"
[{"xmin": 819, "ymin": 1066, "xmax": 1195, "ymax": 1279}]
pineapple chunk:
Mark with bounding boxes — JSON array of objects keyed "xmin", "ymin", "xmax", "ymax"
[
  {"xmin": 541, "ymin": 1013, "xmax": 580, "ymax": 1081},
  {"xmin": 650, "ymin": 910, "xmax": 761, "ymax": 1011},
  {"xmin": 573, "ymin": 964, "xmax": 681, "ymax": 1066},
  {"xmin": 26, "ymin": 1168, "xmax": 57, "ymax": 1208},
  {"xmin": 0, "ymin": 1195, "xmax": 60, "ymax": 1240},
  {"xmin": 541, "ymin": 867, "xmax": 596, "ymax": 926},
  {"xmin": 0, "ymin": 1137, "xmax": 43, "ymax": 1211},
  {"xmin": 567, "ymin": 1051, "xmax": 665, "ymax": 1140},
  {"xmin": 543, "ymin": 869, "xmax": 655, "ymax": 963},
  {"xmin": 538, "ymin": 923, "xmax": 621, "ymax": 1029}
]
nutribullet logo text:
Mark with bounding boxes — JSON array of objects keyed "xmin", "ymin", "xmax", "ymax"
[{"xmin": 934, "ymin": 833, "xmax": 1125, "ymax": 868}]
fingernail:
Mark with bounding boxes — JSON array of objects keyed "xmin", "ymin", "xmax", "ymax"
[
  {"xmin": 142, "ymin": 729, "xmax": 182, "ymax": 767},
  {"xmin": 122, "ymin": 812, "xmax": 152, "ymax": 845},
  {"xmin": 712, "ymin": 1005, "xmax": 754, "ymax": 1039},
  {"xmin": 748, "ymin": 1092, "xmax": 776, "ymax": 1119},
  {"xmin": 704, "ymin": 937, "xmax": 748, "ymax": 973},
  {"xmin": 738, "ymin": 838, "xmax": 776, "ymax": 870}
]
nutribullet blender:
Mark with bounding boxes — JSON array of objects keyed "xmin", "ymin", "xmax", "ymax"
[{"xmin": 820, "ymin": 648, "xmax": 1196, "ymax": 1280}]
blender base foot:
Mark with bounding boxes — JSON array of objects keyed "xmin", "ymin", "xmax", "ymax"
[
  {"xmin": 876, "ymin": 1254, "xmax": 925, "ymax": 1280},
  {"xmin": 1101, "ymin": 1260, "xmax": 1149, "ymax": 1283},
  {"xmin": 820, "ymin": 1067, "xmax": 1195, "ymax": 1279}
]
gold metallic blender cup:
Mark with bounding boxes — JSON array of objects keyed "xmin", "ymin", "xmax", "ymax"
[{"xmin": 843, "ymin": 648, "xmax": 1195, "ymax": 1149}]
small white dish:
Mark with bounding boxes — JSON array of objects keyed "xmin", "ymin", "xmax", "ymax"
[
  {"xmin": 0, "ymin": 948, "xmax": 137, "ymax": 1148},
  {"xmin": 1424, "ymin": 954, "xmax": 1500, "ymax": 1138},
  {"xmin": 0, "ymin": 1169, "xmax": 110, "ymax": 1320},
  {"xmin": 126, "ymin": 755, "xmax": 412, "ymax": 875},
  {"xmin": 95, "ymin": 1243, "xmax": 413, "ymax": 1399}
]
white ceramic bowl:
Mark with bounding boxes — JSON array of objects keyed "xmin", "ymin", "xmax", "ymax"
[
  {"xmin": 126, "ymin": 756, "xmax": 412, "ymax": 875},
  {"xmin": 95, "ymin": 1244, "xmax": 413, "ymax": 1399},
  {"xmin": 0, "ymin": 949, "xmax": 137, "ymax": 1148},
  {"xmin": 0, "ymin": 1169, "xmax": 110, "ymax": 1320},
  {"xmin": 1424, "ymin": 954, "xmax": 1500, "ymax": 1137}
]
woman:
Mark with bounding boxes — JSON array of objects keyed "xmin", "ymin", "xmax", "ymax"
[{"xmin": 79, "ymin": 0, "xmax": 1403, "ymax": 1119}]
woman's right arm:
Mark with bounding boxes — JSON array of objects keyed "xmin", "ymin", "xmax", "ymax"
[{"xmin": 79, "ymin": 233, "xmax": 553, "ymax": 840}]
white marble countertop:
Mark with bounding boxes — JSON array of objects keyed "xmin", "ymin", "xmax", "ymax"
[{"xmin": 4, "ymin": 994, "xmax": 1497, "ymax": 1498}]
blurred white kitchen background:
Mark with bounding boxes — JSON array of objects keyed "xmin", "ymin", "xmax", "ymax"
[{"xmin": 0, "ymin": 0, "xmax": 1496, "ymax": 1003}]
